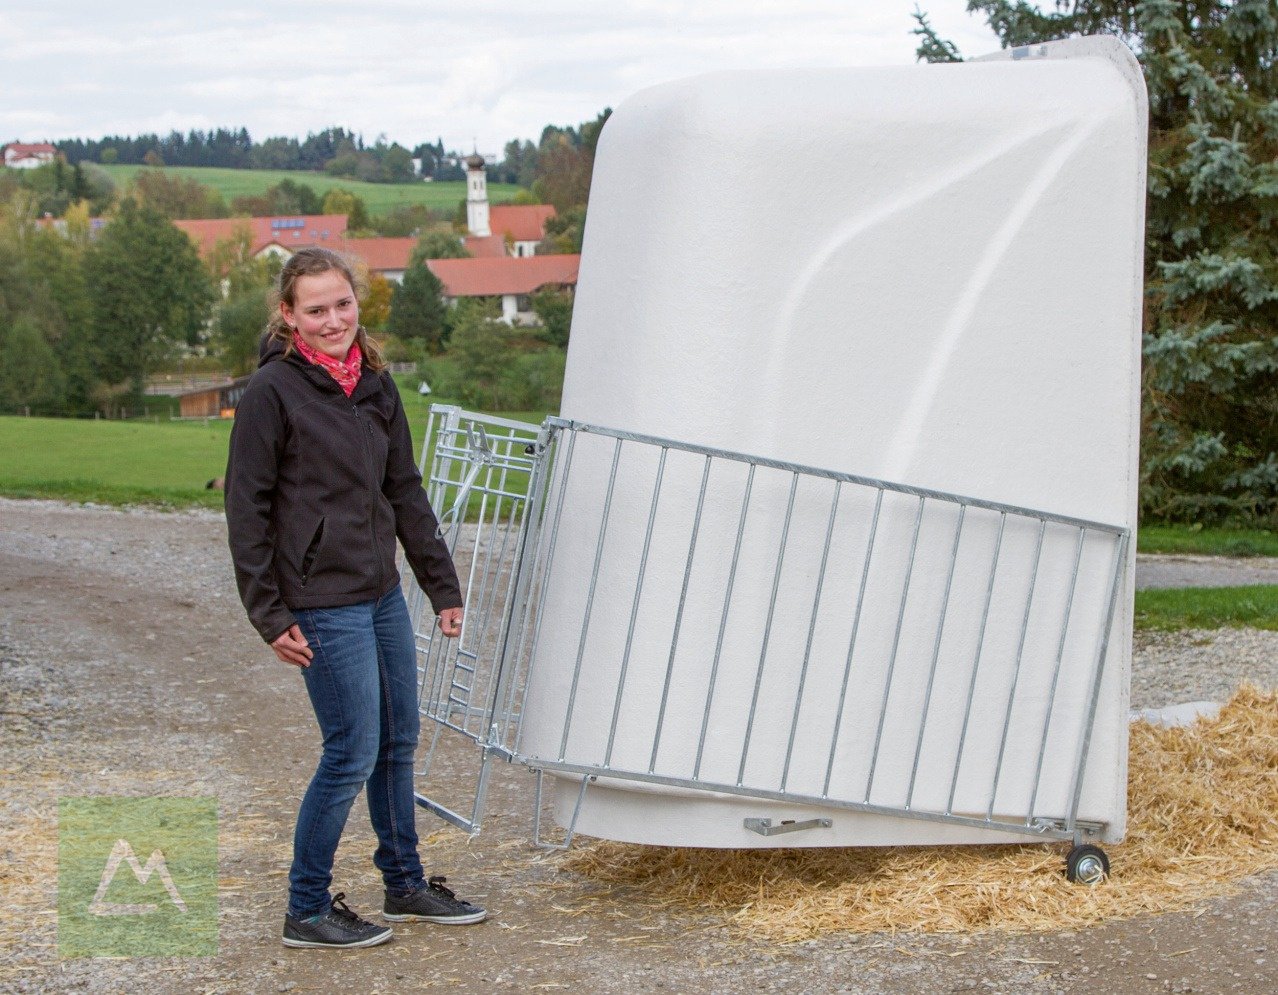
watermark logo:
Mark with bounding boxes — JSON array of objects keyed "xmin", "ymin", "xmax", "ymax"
[
  {"xmin": 58, "ymin": 797, "xmax": 217, "ymax": 957},
  {"xmin": 89, "ymin": 838, "xmax": 189, "ymax": 916}
]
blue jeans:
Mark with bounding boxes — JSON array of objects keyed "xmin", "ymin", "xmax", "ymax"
[{"xmin": 288, "ymin": 587, "xmax": 425, "ymax": 918}]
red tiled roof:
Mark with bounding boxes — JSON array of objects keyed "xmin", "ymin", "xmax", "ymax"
[
  {"xmin": 339, "ymin": 237, "xmax": 416, "ymax": 273},
  {"xmin": 462, "ymin": 234, "xmax": 509, "ymax": 258},
  {"xmin": 174, "ymin": 215, "xmax": 348, "ymax": 258},
  {"xmin": 488, "ymin": 204, "xmax": 555, "ymax": 243},
  {"xmin": 426, "ymin": 255, "xmax": 580, "ymax": 298},
  {"xmin": 4, "ymin": 142, "xmax": 56, "ymax": 157}
]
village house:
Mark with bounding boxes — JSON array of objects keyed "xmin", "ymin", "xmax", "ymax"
[
  {"xmin": 428, "ymin": 254, "xmax": 580, "ymax": 323},
  {"xmin": 173, "ymin": 214, "xmax": 349, "ymax": 260},
  {"xmin": 171, "ymin": 156, "xmax": 578, "ymax": 324},
  {"xmin": 3, "ymin": 142, "xmax": 57, "ymax": 169}
]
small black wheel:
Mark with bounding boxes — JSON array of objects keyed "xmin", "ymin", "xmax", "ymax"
[{"xmin": 1065, "ymin": 844, "xmax": 1110, "ymax": 885}]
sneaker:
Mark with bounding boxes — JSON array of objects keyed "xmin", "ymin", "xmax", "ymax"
[
  {"xmin": 382, "ymin": 876, "xmax": 487, "ymax": 925},
  {"xmin": 282, "ymin": 892, "xmax": 394, "ymax": 949}
]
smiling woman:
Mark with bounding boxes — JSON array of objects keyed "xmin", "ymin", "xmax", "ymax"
[{"xmin": 224, "ymin": 246, "xmax": 487, "ymax": 948}]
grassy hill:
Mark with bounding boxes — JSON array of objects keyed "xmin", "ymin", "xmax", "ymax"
[{"xmin": 97, "ymin": 164, "xmax": 523, "ymax": 215}]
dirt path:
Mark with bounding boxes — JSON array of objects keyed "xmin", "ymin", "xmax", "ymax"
[
  {"xmin": 1135, "ymin": 553, "xmax": 1278, "ymax": 590},
  {"xmin": 0, "ymin": 500, "xmax": 1273, "ymax": 994}
]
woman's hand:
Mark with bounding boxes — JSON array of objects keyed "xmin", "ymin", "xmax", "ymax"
[
  {"xmin": 271, "ymin": 624, "xmax": 314, "ymax": 668},
  {"xmin": 437, "ymin": 606, "xmax": 463, "ymax": 638}
]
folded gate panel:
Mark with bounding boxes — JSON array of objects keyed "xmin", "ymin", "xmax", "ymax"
[{"xmin": 408, "ymin": 406, "xmax": 1128, "ymax": 849}]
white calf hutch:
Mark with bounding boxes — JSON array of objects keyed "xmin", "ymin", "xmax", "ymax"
[{"xmin": 406, "ymin": 36, "xmax": 1147, "ymax": 885}]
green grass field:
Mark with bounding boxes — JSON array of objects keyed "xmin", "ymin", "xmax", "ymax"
[
  {"xmin": 97, "ymin": 164, "xmax": 523, "ymax": 216},
  {"xmin": 1136, "ymin": 524, "xmax": 1278, "ymax": 558},
  {"xmin": 0, "ymin": 417, "xmax": 234, "ymax": 509},
  {"xmin": 0, "ymin": 397, "xmax": 551, "ymax": 511},
  {"xmin": 1134, "ymin": 585, "xmax": 1278, "ymax": 631}
]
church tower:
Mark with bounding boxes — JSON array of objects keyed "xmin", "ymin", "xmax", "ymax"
[{"xmin": 465, "ymin": 152, "xmax": 491, "ymax": 237}]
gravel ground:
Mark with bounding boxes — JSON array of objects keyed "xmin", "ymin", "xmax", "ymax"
[
  {"xmin": 0, "ymin": 498, "xmax": 1274, "ymax": 995},
  {"xmin": 1135, "ymin": 554, "xmax": 1278, "ymax": 590}
]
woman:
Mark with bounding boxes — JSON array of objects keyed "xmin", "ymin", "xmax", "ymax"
[{"xmin": 225, "ymin": 247, "xmax": 485, "ymax": 949}]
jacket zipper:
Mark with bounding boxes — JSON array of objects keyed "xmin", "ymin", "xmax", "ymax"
[
  {"xmin": 351, "ymin": 400, "xmax": 384, "ymax": 594},
  {"xmin": 300, "ymin": 517, "xmax": 326, "ymax": 587}
]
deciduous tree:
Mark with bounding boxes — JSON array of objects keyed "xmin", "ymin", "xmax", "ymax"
[
  {"xmin": 361, "ymin": 273, "xmax": 393, "ymax": 330},
  {"xmin": 412, "ymin": 228, "xmax": 470, "ymax": 262},
  {"xmin": 321, "ymin": 188, "xmax": 370, "ymax": 231},
  {"xmin": 86, "ymin": 199, "xmax": 214, "ymax": 400},
  {"xmin": 0, "ymin": 315, "xmax": 66, "ymax": 414},
  {"xmin": 131, "ymin": 169, "xmax": 228, "ymax": 219}
]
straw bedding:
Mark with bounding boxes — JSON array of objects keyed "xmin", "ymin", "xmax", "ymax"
[{"xmin": 563, "ymin": 684, "xmax": 1278, "ymax": 940}]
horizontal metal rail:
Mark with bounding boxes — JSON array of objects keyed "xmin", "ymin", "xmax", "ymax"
[{"xmin": 544, "ymin": 417, "xmax": 1127, "ymax": 536}]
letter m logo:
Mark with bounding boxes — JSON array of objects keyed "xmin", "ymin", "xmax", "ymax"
[{"xmin": 89, "ymin": 839, "xmax": 189, "ymax": 916}]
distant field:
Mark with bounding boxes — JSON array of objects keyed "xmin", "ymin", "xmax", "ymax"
[
  {"xmin": 0, "ymin": 399, "xmax": 551, "ymax": 511},
  {"xmin": 0, "ymin": 417, "xmax": 233, "ymax": 509},
  {"xmin": 97, "ymin": 164, "xmax": 523, "ymax": 215}
]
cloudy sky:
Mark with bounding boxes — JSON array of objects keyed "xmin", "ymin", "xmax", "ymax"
[{"xmin": 1, "ymin": 1, "xmax": 1002, "ymax": 155}]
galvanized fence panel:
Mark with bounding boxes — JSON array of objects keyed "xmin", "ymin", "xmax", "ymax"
[
  {"xmin": 406, "ymin": 405, "xmax": 551, "ymax": 833},
  {"xmin": 408, "ymin": 411, "xmax": 1128, "ymax": 846}
]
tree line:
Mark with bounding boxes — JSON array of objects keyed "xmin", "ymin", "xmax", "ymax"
[
  {"xmin": 49, "ymin": 113, "xmax": 610, "ymax": 191},
  {"xmin": 54, "ymin": 127, "xmax": 424, "ymax": 183}
]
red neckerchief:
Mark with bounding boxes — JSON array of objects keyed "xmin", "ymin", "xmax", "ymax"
[{"xmin": 292, "ymin": 333, "xmax": 363, "ymax": 397}]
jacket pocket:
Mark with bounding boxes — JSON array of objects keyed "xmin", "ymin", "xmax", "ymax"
[{"xmin": 300, "ymin": 517, "xmax": 325, "ymax": 587}]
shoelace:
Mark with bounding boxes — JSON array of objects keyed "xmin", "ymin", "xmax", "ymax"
[
  {"xmin": 426, "ymin": 876, "xmax": 457, "ymax": 899},
  {"xmin": 327, "ymin": 892, "xmax": 372, "ymax": 926}
]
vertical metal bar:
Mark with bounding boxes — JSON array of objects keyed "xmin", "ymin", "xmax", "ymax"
[
  {"xmin": 499, "ymin": 428, "xmax": 558, "ymax": 747},
  {"xmin": 822, "ymin": 487, "xmax": 883, "ymax": 798},
  {"xmin": 865, "ymin": 496, "xmax": 926, "ymax": 802},
  {"xmin": 557, "ymin": 437, "xmax": 624, "ymax": 761},
  {"xmin": 605, "ymin": 448, "xmax": 668, "ymax": 766},
  {"xmin": 495, "ymin": 428, "xmax": 554, "ymax": 747},
  {"xmin": 465, "ymin": 737, "xmax": 497, "ymax": 834},
  {"xmin": 1026, "ymin": 526, "xmax": 1086, "ymax": 822},
  {"xmin": 905, "ymin": 503, "xmax": 966, "ymax": 810},
  {"xmin": 736, "ymin": 471, "xmax": 800, "ymax": 787},
  {"xmin": 780, "ymin": 481, "xmax": 842, "ymax": 791},
  {"xmin": 986, "ymin": 517, "xmax": 1047, "ymax": 820},
  {"xmin": 514, "ymin": 428, "xmax": 577, "ymax": 756},
  {"xmin": 532, "ymin": 770, "xmax": 591, "ymax": 851},
  {"xmin": 1066, "ymin": 530, "xmax": 1129, "ymax": 831},
  {"xmin": 693, "ymin": 464, "xmax": 756, "ymax": 780},
  {"xmin": 420, "ymin": 621, "xmax": 450, "ymax": 718},
  {"xmin": 419, "ymin": 710, "xmax": 446, "ymax": 780},
  {"xmin": 462, "ymin": 456, "xmax": 504, "ymax": 737},
  {"xmin": 648, "ymin": 455, "xmax": 712, "ymax": 772},
  {"xmin": 420, "ymin": 405, "xmax": 439, "ymax": 477},
  {"xmin": 471, "ymin": 492, "xmax": 522, "ymax": 740},
  {"xmin": 946, "ymin": 511, "xmax": 1006, "ymax": 816}
]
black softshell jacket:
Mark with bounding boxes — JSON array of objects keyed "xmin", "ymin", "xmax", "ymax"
[{"xmin": 225, "ymin": 339, "xmax": 462, "ymax": 644}]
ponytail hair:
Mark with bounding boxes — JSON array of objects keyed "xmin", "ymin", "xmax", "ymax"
[{"xmin": 265, "ymin": 247, "xmax": 387, "ymax": 372}]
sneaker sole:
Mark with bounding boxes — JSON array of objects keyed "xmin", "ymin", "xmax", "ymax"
[
  {"xmin": 381, "ymin": 910, "xmax": 487, "ymax": 925},
  {"xmin": 282, "ymin": 928, "xmax": 393, "ymax": 949}
]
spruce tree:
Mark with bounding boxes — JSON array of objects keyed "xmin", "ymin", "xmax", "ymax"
[
  {"xmin": 387, "ymin": 259, "xmax": 447, "ymax": 351},
  {"xmin": 915, "ymin": 1, "xmax": 1278, "ymax": 524}
]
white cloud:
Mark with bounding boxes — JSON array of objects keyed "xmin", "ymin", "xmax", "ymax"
[{"xmin": 0, "ymin": 1, "xmax": 1002, "ymax": 151}]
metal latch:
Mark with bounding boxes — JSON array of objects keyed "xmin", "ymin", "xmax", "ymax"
[
  {"xmin": 743, "ymin": 817, "xmax": 832, "ymax": 837},
  {"xmin": 435, "ymin": 424, "xmax": 494, "ymax": 539}
]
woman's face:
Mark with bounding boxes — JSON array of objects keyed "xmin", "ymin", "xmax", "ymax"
[{"xmin": 282, "ymin": 269, "xmax": 360, "ymax": 360}]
